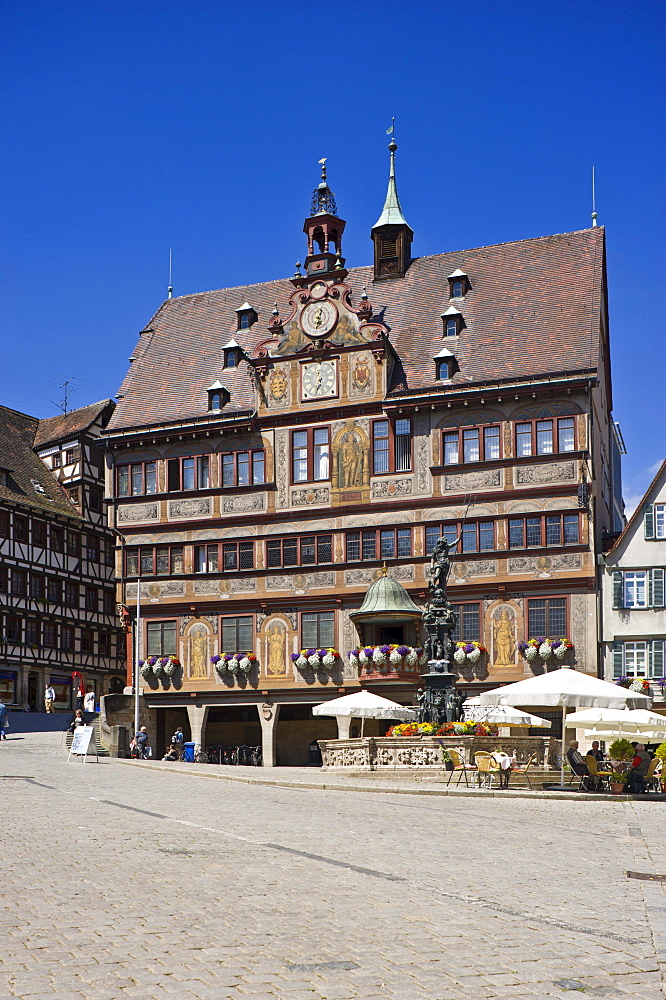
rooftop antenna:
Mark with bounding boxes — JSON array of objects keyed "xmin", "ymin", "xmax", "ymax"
[
  {"xmin": 167, "ymin": 248, "xmax": 173, "ymax": 298},
  {"xmin": 591, "ymin": 167, "xmax": 598, "ymax": 227},
  {"xmin": 50, "ymin": 377, "xmax": 76, "ymax": 414}
]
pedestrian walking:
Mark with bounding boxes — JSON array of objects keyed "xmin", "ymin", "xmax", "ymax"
[
  {"xmin": 44, "ymin": 684, "xmax": 56, "ymax": 713},
  {"xmin": 0, "ymin": 697, "xmax": 9, "ymax": 739}
]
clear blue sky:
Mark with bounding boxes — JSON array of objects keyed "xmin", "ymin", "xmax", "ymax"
[{"xmin": 1, "ymin": 0, "xmax": 664, "ymax": 511}]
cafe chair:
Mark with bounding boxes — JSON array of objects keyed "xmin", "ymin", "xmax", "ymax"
[
  {"xmin": 474, "ymin": 751, "xmax": 500, "ymax": 789},
  {"xmin": 446, "ymin": 747, "xmax": 477, "ymax": 787},
  {"xmin": 511, "ymin": 753, "xmax": 537, "ymax": 790},
  {"xmin": 645, "ymin": 757, "xmax": 662, "ymax": 793},
  {"xmin": 585, "ymin": 754, "xmax": 613, "ymax": 792}
]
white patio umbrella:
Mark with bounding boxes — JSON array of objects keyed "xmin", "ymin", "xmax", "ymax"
[
  {"xmin": 564, "ymin": 707, "xmax": 666, "ymax": 731},
  {"xmin": 463, "ymin": 703, "xmax": 552, "ymax": 728},
  {"xmin": 583, "ymin": 727, "xmax": 666, "ymax": 742},
  {"xmin": 479, "ymin": 667, "xmax": 651, "ymax": 788},
  {"xmin": 312, "ymin": 689, "xmax": 417, "ymax": 736}
]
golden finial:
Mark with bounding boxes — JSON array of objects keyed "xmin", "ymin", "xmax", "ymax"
[{"xmin": 381, "ymin": 562, "xmax": 388, "ymax": 576}]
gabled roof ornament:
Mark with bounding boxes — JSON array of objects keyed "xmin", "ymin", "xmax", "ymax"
[{"xmin": 311, "ymin": 157, "xmax": 338, "ymax": 216}]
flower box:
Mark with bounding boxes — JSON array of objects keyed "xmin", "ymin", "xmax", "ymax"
[
  {"xmin": 291, "ymin": 648, "xmax": 339, "ymax": 672},
  {"xmin": 348, "ymin": 644, "xmax": 427, "ymax": 674},
  {"xmin": 211, "ymin": 652, "xmax": 257, "ymax": 675},
  {"xmin": 518, "ymin": 637, "xmax": 573, "ymax": 662}
]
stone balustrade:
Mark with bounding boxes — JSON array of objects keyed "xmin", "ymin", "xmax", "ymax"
[{"xmin": 318, "ymin": 735, "xmax": 558, "ymax": 771}]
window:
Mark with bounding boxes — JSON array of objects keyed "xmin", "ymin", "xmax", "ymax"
[
  {"xmin": 509, "ymin": 514, "xmax": 580, "ymax": 549},
  {"xmin": 43, "ymin": 623, "xmax": 57, "ymax": 648},
  {"xmin": 102, "ymin": 590, "xmax": 115, "ymax": 614},
  {"xmin": 67, "ymin": 487, "xmax": 80, "ymax": 506},
  {"xmin": 85, "ymin": 586, "xmax": 98, "ymax": 611},
  {"xmin": 5, "ymin": 617, "xmax": 20, "ymax": 642},
  {"xmin": 527, "ymin": 598, "xmax": 567, "ymax": 637},
  {"xmin": 146, "ymin": 620, "xmax": 177, "ymax": 656},
  {"xmin": 99, "ymin": 633, "xmax": 111, "ymax": 656},
  {"xmin": 88, "ymin": 488, "xmax": 102, "ymax": 512},
  {"xmin": 514, "ymin": 417, "xmax": 576, "ymax": 457},
  {"xmin": 612, "ymin": 569, "xmax": 664, "ymax": 609},
  {"xmin": 451, "ymin": 603, "xmax": 481, "ymax": 643},
  {"xmin": 12, "ymin": 569, "xmax": 26, "ymax": 596},
  {"xmin": 224, "ymin": 348, "xmax": 239, "ymax": 367},
  {"xmin": 65, "ymin": 447, "xmax": 79, "ymax": 465},
  {"xmin": 266, "ymin": 534, "xmax": 332, "ymax": 568},
  {"xmin": 14, "ymin": 516, "xmax": 27, "ymax": 542},
  {"xmin": 67, "ymin": 531, "xmax": 80, "ymax": 557},
  {"xmin": 51, "ymin": 452, "xmax": 61, "ymax": 468},
  {"xmin": 301, "ymin": 611, "xmax": 335, "ymax": 649},
  {"xmin": 209, "ymin": 392, "xmax": 223, "ymax": 411},
  {"xmin": 221, "ymin": 450, "xmax": 265, "ymax": 487},
  {"xmin": 86, "ymin": 535, "xmax": 100, "ymax": 562},
  {"xmin": 25, "ymin": 620, "xmax": 40, "ymax": 646},
  {"xmin": 30, "ymin": 575, "xmax": 45, "ymax": 599},
  {"xmin": 51, "ymin": 526, "xmax": 64, "ymax": 552},
  {"xmin": 612, "ymin": 640, "xmax": 664, "ymax": 679},
  {"xmin": 441, "ymin": 308, "xmax": 462, "ymax": 336},
  {"xmin": 0, "ymin": 566, "xmax": 7, "ymax": 592},
  {"xmin": 442, "ymin": 425, "xmax": 501, "ymax": 465},
  {"xmin": 32, "ymin": 521, "xmax": 47, "ymax": 546},
  {"xmin": 346, "ymin": 528, "xmax": 411, "ymax": 561},
  {"xmin": 292, "ymin": 429, "xmax": 330, "ymax": 483},
  {"xmin": 436, "ymin": 358, "xmax": 453, "ymax": 380},
  {"xmin": 61, "ymin": 625, "xmax": 75, "ymax": 651},
  {"xmin": 65, "ymin": 582, "xmax": 79, "ymax": 607},
  {"xmin": 0, "ymin": 510, "xmax": 8, "ymax": 537},
  {"xmin": 425, "ymin": 523, "xmax": 460, "ymax": 556},
  {"xmin": 461, "ymin": 520, "xmax": 494, "ymax": 552},
  {"xmin": 117, "ymin": 461, "xmax": 158, "ymax": 497},
  {"xmin": 222, "ymin": 541, "xmax": 254, "ymax": 572},
  {"xmin": 645, "ymin": 504, "xmax": 666, "ymax": 540},
  {"xmin": 125, "ymin": 545, "xmax": 184, "ymax": 576},
  {"xmin": 48, "ymin": 578, "xmax": 61, "ymax": 603},
  {"xmin": 80, "ymin": 629, "xmax": 93, "ymax": 653},
  {"xmin": 372, "ymin": 418, "xmax": 412, "ymax": 474},
  {"xmin": 222, "ymin": 615, "xmax": 253, "ymax": 653},
  {"xmin": 451, "ymin": 281, "xmax": 464, "ymax": 298},
  {"xmin": 194, "ymin": 544, "xmax": 219, "ymax": 573},
  {"xmin": 167, "ymin": 456, "xmax": 211, "ymax": 492}
]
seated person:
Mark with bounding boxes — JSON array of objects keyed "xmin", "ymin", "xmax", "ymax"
[
  {"xmin": 566, "ymin": 740, "xmax": 590, "ymax": 780},
  {"xmin": 162, "ymin": 745, "xmax": 179, "ymax": 761},
  {"xmin": 68, "ymin": 709, "xmax": 86, "ymax": 733},
  {"xmin": 626, "ymin": 743, "xmax": 651, "ymax": 793},
  {"xmin": 587, "ymin": 740, "xmax": 606, "ymax": 763}
]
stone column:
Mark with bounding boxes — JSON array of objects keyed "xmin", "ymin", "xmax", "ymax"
[
  {"xmin": 336, "ymin": 716, "xmax": 351, "ymax": 739},
  {"xmin": 257, "ymin": 702, "xmax": 280, "ymax": 767},
  {"xmin": 186, "ymin": 704, "xmax": 209, "ymax": 750}
]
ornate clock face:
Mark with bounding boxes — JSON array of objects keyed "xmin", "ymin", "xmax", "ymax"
[
  {"xmin": 302, "ymin": 361, "xmax": 337, "ymax": 399},
  {"xmin": 301, "ymin": 300, "xmax": 338, "ymax": 339}
]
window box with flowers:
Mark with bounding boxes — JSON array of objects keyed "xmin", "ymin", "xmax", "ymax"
[
  {"xmin": 518, "ymin": 637, "xmax": 573, "ymax": 663},
  {"xmin": 386, "ymin": 721, "xmax": 496, "ymax": 737},
  {"xmin": 349, "ymin": 644, "xmax": 427, "ymax": 673},
  {"xmin": 453, "ymin": 641, "xmax": 487, "ymax": 665},
  {"xmin": 140, "ymin": 655, "xmax": 181, "ymax": 678},
  {"xmin": 291, "ymin": 648, "xmax": 339, "ymax": 672},
  {"xmin": 211, "ymin": 653, "xmax": 258, "ymax": 676}
]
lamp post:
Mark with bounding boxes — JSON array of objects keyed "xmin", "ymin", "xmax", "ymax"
[{"xmin": 134, "ymin": 578, "xmax": 141, "ymax": 736}]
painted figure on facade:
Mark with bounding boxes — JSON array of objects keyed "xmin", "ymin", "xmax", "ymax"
[
  {"xmin": 266, "ymin": 623, "xmax": 286, "ymax": 676},
  {"xmin": 189, "ymin": 628, "xmax": 208, "ymax": 678},
  {"xmin": 338, "ymin": 431, "xmax": 363, "ymax": 488},
  {"xmin": 493, "ymin": 608, "xmax": 516, "ymax": 667}
]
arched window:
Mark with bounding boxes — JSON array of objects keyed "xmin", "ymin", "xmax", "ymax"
[{"xmin": 210, "ymin": 393, "xmax": 222, "ymax": 411}]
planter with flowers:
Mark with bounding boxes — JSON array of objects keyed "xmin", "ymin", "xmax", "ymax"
[
  {"xmin": 387, "ymin": 720, "xmax": 496, "ymax": 738},
  {"xmin": 518, "ymin": 637, "xmax": 573, "ymax": 663},
  {"xmin": 453, "ymin": 641, "xmax": 487, "ymax": 666},
  {"xmin": 140, "ymin": 655, "xmax": 180, "ymax": 678},
  {"xmin": 291, "ymin": 648, "xmax": 340, "ymax": 673},
  {"xmin": 211, "ymin": 653, "xmax": 257, "ymax": 676},
  {"xmin": 349, "ymin": 644, "xmax": 427, "ymax": 675}
]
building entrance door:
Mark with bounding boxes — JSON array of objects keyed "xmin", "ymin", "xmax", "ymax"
[{"xmin": 28, "ymin": 673, "xmax": 38, "ymax": 712}]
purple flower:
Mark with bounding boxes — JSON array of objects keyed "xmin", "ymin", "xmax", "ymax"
[
  {"xmin": 551, "ymin": 639, "xmax": 562, "ymax": 649},
  {"xmin": 349, "ymin": 649, "xmax": 359, "ymax": 659},
  {"xmin": 138, "ymin": 659, "xmax": 145, "ymax": 667},
  {"xmin": 363, "ymin": 647, "xmax": 374, "ymax": 657},
  {"xmin": 147, "ymin": 656, "xmax": 158, "ymax": 666},
  {"xmin": 317, "ymin": 648, "xmax": 327, "ymax": 658},
  {"xmin": 517, "ymin": 641, "xmax": 528, "ymax": 653},
  {"xmin": 306, "ymin": 648, "xmax": 316, "ymax": 657},
  {"xmin": 210, "ymin": 654, "xmax": 221, "ymax": 664},
  {"xmin": 380, "ymin": 644, "xmax": 391, "ymax": 654},
  {"xmin": 224, "ymin": 653, "xmax": 233, "ymax": 661},
  {"xmin": 291, "ymin": 652, "xmax": 299, "ymax": 662},
  {"xmin": 397, "ymin": 645, "xmax": 409, "ymax": 656},
  {"xmin": 464, "ymin": 643, "xmax": 475, "ymax": 654}
]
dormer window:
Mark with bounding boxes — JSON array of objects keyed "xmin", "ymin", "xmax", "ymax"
[
  {"xmin": 441, "ymin": 306, "xmax": 463, "ymax": 337},
  {"xmin": 447, "ymin": 269, "xmax": 469, "ymax": 298},
  {"xmin": 235, "ymin": 302, "xmax": 257, "ymax": 331},
  {"xmin": 207, "ymin": 382, "xmax": 229, "ymax": 412},
  {"xmin": 221, "ymin": 339, "xmax": 242, "ymax": 369},
  {"xmin": 434, "ymin": 348, "xmax": 456, "ymax": 381}
]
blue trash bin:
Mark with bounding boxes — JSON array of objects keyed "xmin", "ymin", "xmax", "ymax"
[{"xmin": 183, "ymin": 741, "xmax": 195, "ymax": 763}]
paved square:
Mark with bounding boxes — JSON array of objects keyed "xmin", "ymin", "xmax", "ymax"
[{"xmin": 1, "ymin": 720, "xmax": 665, "ymax": 999}]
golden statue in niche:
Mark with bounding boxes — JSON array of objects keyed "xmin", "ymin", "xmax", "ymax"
[
  {"xmin": 493, "ymin": 609, "xmax": 516, "ymax": 667},
  {"xmin": 339, "ymin": 431, "xmax": 363, "ymax": 488},
  {"xmin": 266, "ymin": 622, "xmax": 287, "ymax": 676},
  {"xmin": 189, "ymin": 627, "xmax": 209, "ymax": 678}
]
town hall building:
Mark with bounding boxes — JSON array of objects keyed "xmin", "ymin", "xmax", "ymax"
[{"xmin": 103, "ymin": 142, "xmax": 623, "ymax": 763}]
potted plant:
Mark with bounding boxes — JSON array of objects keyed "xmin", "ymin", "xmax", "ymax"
[
  {"xmin": 654, "ymin": 742, "xmax": 666, "ymax": 790},
  {"xmin": 608, "ymin": 771, "xmax": 626, "ymax": 795},
  {"xmin": 609, "ymin": 738, "xmax": 634, "ymax": 772}
]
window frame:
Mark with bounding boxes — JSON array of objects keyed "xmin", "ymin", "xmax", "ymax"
[
  {"xmin": 441, "ymin": 424, "xmax": 501, "ymax": 466},
  {"xmin": 125, "ymin": 544, "xmax": 184, "ymax": 577},
  {"xmin": 146, "ymin": 619, "xmax": 177, "ymax": 656},
  {"xmin": 345, "ymin": 528, "xmax": 412, "ymax": 562},
  {"xmin": 300, "ymin": 610, "xmax": 335, "ymax": 650},
  {"xmin": 116, "ymin": 460, "xmax": 158, "ymax": 497},
  {"xmin": 508, "ymin": 513, "xmax": 581, "ymax": 550},
  {"xmin": 450, "ymin": 602, "xmax": 482, "ymax": 643},
  {"xmin": 371, "ymin": 417, "xmax": 412, "ymax": 475},
  {"xmin": 513, "ymin": 416, "xmax": 577, "ymax": 458},
  {"xmin": 166, "ymin": 455, "xmax": 211, "ymax": 493},
  {"xmin": 290, "ymin": 428, "xmax": 330, "ymax": 485},
  {"xmin": 266, "ymin": 534, "xmax": 332, "ymax": 569},
  {"xmin": 527, "ymin": 597, "xmax": 568, "ymax": 638},
  {"xmin": 220, "ymin": 449, "xmax": 265, "ymax": 488},
  {"xmin": 221, "ymin": 615, "xmax": 253, "ymax": 653}
]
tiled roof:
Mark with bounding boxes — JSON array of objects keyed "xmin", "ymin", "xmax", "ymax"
[
  {"xmin": 34, "ymin": 399, "xmax": 115, "ymax": 449},
  {"xmin": 0, "ymin": 406, "xmax": 84, "ymax": 520},
  {"xmin": 108, "ymin": 227, "xmax": 605, "ymax": 431}
]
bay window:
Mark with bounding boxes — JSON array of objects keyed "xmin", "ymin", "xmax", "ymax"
[
  {"xmin": 514, "ymin": 417, "xmax": 576, "ymax": 458},
  {"xmin": 167, "ymin": 455, "xmax": 211, "ymax": 492},
  {"xmin": 221, "ymin": 450, "xmax": 265, "ymax": 487},
  {"xmin": 442, "ymin": 424, "xmax": 500, "ymax": 465},
  {"xmin": 117, "ymin": 461, "xmax": 157, "ymax": 497}
]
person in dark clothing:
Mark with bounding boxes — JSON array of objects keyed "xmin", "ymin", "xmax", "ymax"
[
  {"xmin": 588, "ymin": 740, "xmax": 605, "ymax": 763},
  {"xmin": 131, "ymin": 726, "xmax": 151, "ymax": 759}
]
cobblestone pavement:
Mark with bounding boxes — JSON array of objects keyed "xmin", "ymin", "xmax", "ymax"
[{"xmin": 1, "ymin": 718, "xmax": 666, "ymax": 1000}]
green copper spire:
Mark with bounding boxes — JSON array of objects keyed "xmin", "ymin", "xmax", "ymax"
[{"xmin": 372, "ymin": 134, "xmax": 410, "ymax": 229}]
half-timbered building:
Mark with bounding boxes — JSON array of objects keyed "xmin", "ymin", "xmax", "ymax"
[
  {"xmin": 104, "ymin": 146, "xmax": 623, "ymax": 762},
  {"xmin": 0, "ymin": 401, "xmax": 125, "ymax": 711}
]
